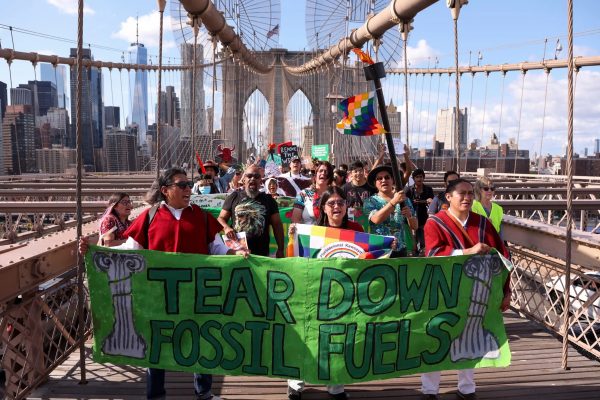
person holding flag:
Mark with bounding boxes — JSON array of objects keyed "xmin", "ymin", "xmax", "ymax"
[{"xmin": 364, "ymin": 165, "xmax": 417, "ymax": 257}]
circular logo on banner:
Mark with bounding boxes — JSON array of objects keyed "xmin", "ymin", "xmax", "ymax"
[{"xmin": 316, "ymin": 242, "xmax": 365, "ymax": 259}]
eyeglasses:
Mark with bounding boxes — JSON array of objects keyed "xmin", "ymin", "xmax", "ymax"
[
  {"xmin": 325, "ymin": 200, "xmax": 346, "ymax": 208},
  {"xmin": 482, "ymin": 186, "xmax": 496, "ymax": 192},
  {"xmin": 118, "ymin": 199, "xmax": 132, "ymax": 206},
  {"xmin": 245, "ymin": 173, "xmax": 261, "ymax": 179},
  {"xmin": 376, "ymin": 175, "xmax": 392, "ymax": 181},
  {"xmin": 170, "ymin": 181, "xmax": 193, "ymax": 189}
]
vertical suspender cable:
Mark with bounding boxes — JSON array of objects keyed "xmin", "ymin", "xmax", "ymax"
[
  {"xmin": 190, "ymin": 17, "xmax": 199, "ymax": 181},
  {"xmin": 562, "ymin": 0, "xmax": 574, "ymax": 371},
  {"xmin": 513, "ymin": 70, "xmax": 526, "ymax": 174},
  {"xmin": 452, "ymin": 18, "xmax": 461, "ymax": 172},
  {"xmin": 401, "ymin": 23, "xmax": 410, "ymax": 152},
  {"xmin": 478, "ymin": 72, "xmax": 489, "ymax": 169},
  {"xmin": 537, "ymin": 69, "xmax": 550, "ymax": 171},
  {"xmin": 156, "ymin": 0, "xmax": 166, "ymax": 178},
  {"xmin": 211, "ymin": 36, "xmax": 217, "ymax": 148},
  {"xmin": 494, "ymin": 71, "xmax": 506, "ymax": 172},
  {"xmin": 75, "ymin": 0, "xmax": 87, "ymax": 384}
]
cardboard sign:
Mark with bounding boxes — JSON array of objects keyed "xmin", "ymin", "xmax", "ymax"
[{"xmin": 280, "ymin": 145, "xmax": 299, "ymax": 165}]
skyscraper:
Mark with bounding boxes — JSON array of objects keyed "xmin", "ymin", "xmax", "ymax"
[
  {"xmin": 104, "ymin": 106, "xmax": 120, "ymax": 128},
  {"xmin": 25, "ymin": 81, "xmax": 58, "ymax": 117},
  {"xmin": 10, "ymin": 87, "xmax": 32, "ymax": 106},
  {"xmin": 0, "ymin": 81, "xmax": 7, "ymax": 119},
  {"xmin": 387, "ymin": 101, "xmax": 401, "ymax": 138},
  {"xmin": 129, "ymin": 37, "xmax": 148, "ymax": 151},
  {"xmin": 595, "ymin": 138, "xmax": 600, "ymax": 155},
  {"xmin": 2, "ymin": 105, "xmax": 36, "ymax": 174},
  {"xmin": 180, "ymin": 43, "xmax": 207, "ymax": 160},
  {"xmin": 40, "ymin": 63, "xmax": 69, "ymax": 109},
  {"xmin": 69, "ymin": 48, "xmax": 104, "ymax": 168},
  {"xmin": 104, "ymin": 126, "xmax": 138, "ymax": 172},
  {"xmin": 434, "ymin": 107, "xmax": 468, "ymax": 151},
  {"xmin": 157, "ymin": 86, "xmax": 179, "ymax": 127}
]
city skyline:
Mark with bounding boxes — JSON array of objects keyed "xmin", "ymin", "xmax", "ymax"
[{"xmin": 0, "ymin": 0, "xmax": 599, "ymax": 159}]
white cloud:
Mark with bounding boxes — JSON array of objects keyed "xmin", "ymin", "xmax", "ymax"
[
  {"xmin": 407, "ymin": 39, "xmax": 440, "ymax": 67},
  {"xmin": 47, "ymin": 0, "xmax": 95, "ymax": 15},
  {"xmin": 112, "ymin": 12, "xmax": 178, "ymax": 49},
  {"xmin": 380, "ymin": 67, "xmax": 600, "ymax": 156},
  {"xmin": 465, "ymin": 69, "xmax": 600, "ymax": 156}
]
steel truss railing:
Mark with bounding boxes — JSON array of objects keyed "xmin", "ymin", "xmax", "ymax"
[
  {"xmin": 0, "ymin": 270, "xmax": 91, "ymax": 400},
  {"xmin": 509, "ymin": 245, "xmax": 600, "ymax": 359}
]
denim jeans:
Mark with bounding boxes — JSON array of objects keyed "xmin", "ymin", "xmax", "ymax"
[{"xmin": 146, "ymin": 368, "xmax": 213, "ymax": 399}]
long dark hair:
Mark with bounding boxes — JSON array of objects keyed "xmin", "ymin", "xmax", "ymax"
[
  {"xmin": 145, "ymin": 167, "xmax": 187, "ymax": 205},
  {"xmin": 316, "ymin": 186, "xmax": 349, "ymax": 228},
  {"xmin": 107, "ymin": 192, "xmax": 129, "ymax": 210}
]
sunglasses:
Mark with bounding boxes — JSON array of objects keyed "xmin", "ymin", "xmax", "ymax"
[
  {"xmin": 245, "ymin": 173, "xmax": 261, "ymax": 179},
  {"xmin": 170, "ymin": 181, "xmax": 193, "ymax": 189},
  {"xmin": 482, "ymin": 186, "xmax": 496, "ymax": 191},
  {"xmin": 376, "ymin": 175, "xmax": 392, "ymax": 181},
  {"xmin": 325, "ymin": 200, "xmax": 346, "ymax": 208},
  {"xmin": 118, "ymin": 199, "xmax": 132, "ymax": 206}
]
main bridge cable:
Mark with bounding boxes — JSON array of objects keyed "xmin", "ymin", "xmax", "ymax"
[
  {"xmin": 179, "ymin": 0, "xmax": 272, "ymax": 75},
  {"xmin": 285, "ymin": 0, "xmax": 438, "ymax": 75}
]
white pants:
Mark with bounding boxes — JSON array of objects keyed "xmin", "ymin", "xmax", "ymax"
[
  {"xmin": 421, "ymin": 369, "xmax": 475, "ymax": 395},
  {"xmin": 287, "ymin": 379, "xmax": 345, "ymax": 395}
]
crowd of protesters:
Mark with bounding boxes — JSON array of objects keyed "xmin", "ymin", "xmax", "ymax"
[{"xmin": 82, "ymin": 145, "xmax": 509, "ymax": 400}]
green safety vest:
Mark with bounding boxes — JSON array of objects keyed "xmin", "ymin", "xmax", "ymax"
[{"xmin": 472, "ymin": 200, "xmax": 503, "ymax": 233}]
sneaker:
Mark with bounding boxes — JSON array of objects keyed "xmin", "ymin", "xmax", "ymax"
[
  {"xmin": 421, "ymin": 395, "xmax": 440, "ymax": 400},
  {"xmin": 456, "ymin": 391, "xmax": 477, "ymax": 400},
  {"xmin": 329, "ymin": 392, "xmax": 349, "ymax": 400}
]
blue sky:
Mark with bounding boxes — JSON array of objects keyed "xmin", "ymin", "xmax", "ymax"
[{"xmin": 1, "ymin": 0, "xmax": 600, "ymax": 158}]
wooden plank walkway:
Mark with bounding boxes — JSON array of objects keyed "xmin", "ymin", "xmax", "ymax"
[{"xmin": 29, "ymin": 311, "xmax": 600, "ymax": 400}]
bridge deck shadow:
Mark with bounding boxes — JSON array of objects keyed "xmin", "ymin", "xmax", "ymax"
[{"xmin": 29, "ymin": 311, "xmax": 600, "ymax": 400}]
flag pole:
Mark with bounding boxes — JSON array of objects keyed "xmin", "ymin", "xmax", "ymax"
[{"xmin": 364, "ymin": 62, "xmax": 403, "ymax": 192}]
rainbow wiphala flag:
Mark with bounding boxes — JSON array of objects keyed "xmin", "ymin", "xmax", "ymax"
[
  {"xmin": 336, "ymin": 91, "xmax": 386, "ymax": 136},
  {"xmin": 289, "ymin": 224, "xmax": 394, "ymax": 259}
]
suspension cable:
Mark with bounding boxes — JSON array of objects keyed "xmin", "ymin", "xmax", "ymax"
[
  {"xmin": 537, "ymin": 69, "xmax": 551, "ymax": 171},
  {"xmin": 75, "ymin": 0, "xmax": 87, "ymax": 385},
  {"xmin": 562, "ymin": 0, "xmax": 575, "ymax": 371},
  {"xmin": 494, "ymin": 71, "xmax": 507, "ymax": 172},
  {"xmin": 156, "ymin": 0, "xmax": 166, "ymax": 178},
  {"xmin": 513, "ymin": 70, "xmax": 526, "ymax": 174},
  {"xmin": 478, "ymin": 72, "xmax": 489, "ymax": 169},
  {"xmin": 453, "ymin": 18, "xmax": 461, "ymax": 172},
  {"xmin": 191, "ymin": 17, "xmax": 199, "ymax": 180}
]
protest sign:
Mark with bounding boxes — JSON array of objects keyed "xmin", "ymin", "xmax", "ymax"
[
  {"xmin": 86, "ymin": 248, "xmax": 511, "ymax": 384},
  {"xmin": 280, "ymin": 145, "xmax": 299, "ymax": 165}
]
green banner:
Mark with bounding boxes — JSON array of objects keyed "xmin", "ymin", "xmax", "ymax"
[{"xmin": 86, "ymin": 248, "xmax": 511, "ymax": 384}]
